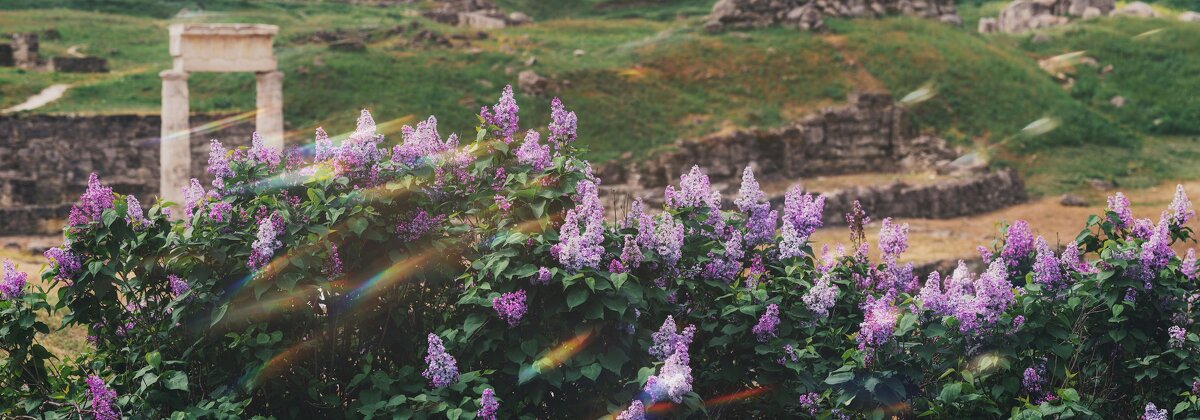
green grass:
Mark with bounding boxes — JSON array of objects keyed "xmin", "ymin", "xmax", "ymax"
[{"xmin": 2, "ymin": 1, "xmax": 1200, "ymax": 193}]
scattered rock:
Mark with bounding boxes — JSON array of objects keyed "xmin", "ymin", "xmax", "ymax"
[
  {"xmin": 1112, "ymin": 1, "xmax": 1159, "ymax": 17},
  {"xmin": 1101, "ymin": 64, "xmax": 1113, "ymax": 75},
  {"xmin": 523, "ymin": 56, "xmax": 537, "ymax": 66},
  {"xmin": 1110, "ymin": 95, "xmax": 1126, "ymax": 107},
  {"xmin": 421, "ymin": 0, "xmax": 532, "ymax": 29},
  {"xmin": 1082, "ymin": 6, "xmax": 1103, "ymax": 18},
  {"xmin": 573, "ymin": 49, "xmax": 586, "ymax": 57},
  {"xmin": 1060, "ymin": 193, "xmax": 1088, "ymax": 206},
  {"xmin": 1180, "ymin": 11, "xmax": 1200, "ymax": 22},
  {"xmin": 508, "ymin": 12, "xmax": 532, "ymax": 25},
  {"xmin": 1087, "ymin": 178, "xmax": 1116, "ymax": 191},
  {"xmin": 978, "ymin": 17, "xmax": 999, "ymax": 33},
  {"xmin": 517, "ymin": 70, "xmax": 550, "ymax": 95},
  {"xmin": 705, "ymin": 0, "xmax": 958, "ymax": 32},
  {"xmin": 459, "ymin": 11, "xmax": 507, "ymax": 29},
  {"xmin": 996, "ymin": 0, "xmax": 1069, "ymax": 34}
]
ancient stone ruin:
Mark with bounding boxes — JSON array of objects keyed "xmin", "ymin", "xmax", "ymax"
[
  {"xmin": 0, "ymin": 114, "xmax": 253, "ymax": 237},
  {"xmin": 705, "ymin": 0, "xmax": 961, "ymax": 32},
  {"xmin": 421, "ymin": 0, "xmax": 531, "ymax": 30},
  {"xmin": 0, "ymin": 33, "xmax": 109, "ymax": 72},
  {"xmin": 597, "ymin": 92, "xmax": 1027, "ymax": 224},
  {"xmin": 977, "ymin": 0, "xmax": 1155, "ymax": 34},
  {"xmin": 161, "ymin": 24, "xmax": 284, "ymax": 206}
]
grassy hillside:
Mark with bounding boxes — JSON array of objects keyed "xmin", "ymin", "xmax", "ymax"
[{"xmin": 1, "ymin": 0, "xmax": 1198, "ymax": 194}]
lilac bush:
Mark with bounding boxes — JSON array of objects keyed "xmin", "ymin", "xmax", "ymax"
[{"xmin": 4, "ymin": 86, "xmax": 1198, "ymax": 419}]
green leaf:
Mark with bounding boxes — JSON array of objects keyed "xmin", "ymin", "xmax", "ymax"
[
  {"xmin": 163, "ymin": 371, "xmax": 189, "ymax": 391},
  {"xmin": 581, "ymin": 363, "xmax": 602, "ymax": 380},
  {"xmin": 463, "ymin": 313, "xmax": 486, "ymax": 337},
  {"xmin": 566, "ymin": 287, "xmax": 588, "ymax": 310},
  {"xmin": 210, "ymin": 303, "xmax": 229, "ymax": 327},
  {"xmin": 939, "ymin": 383, "xmax": 962, "ymax": 403},
  {"xmin": 825, "ymin": 371, "xmax": 854, "ymax": 385},
  {"xmin": 349, "ymin": 217, "xmax": 368, "ymax": 235},
  {"xmin": 598, "ymin": 351, "xmax": 626, "ymax": 374},
  {"xmin": 145, "ymin": 351, "xmax": 162, "ymax": 370},
  {"xmin": 446, "ymin": 408, "xmax": 462, "ymax": 420},
  {"xmin": 610, "ymin": 272, "xmax": 628, "ymax": 290}
]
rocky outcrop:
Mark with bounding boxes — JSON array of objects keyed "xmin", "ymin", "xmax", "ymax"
[
  {"xmin": 980, "ymin": 0, "xmax": 1114, "ymax": 33},
  {"xmin": 0, "ymin": 114, "xmax": 254, "ymax": 235},
  {"xmin": 1111, "ymin": 1, "xmax": 1159, "ymax": 17},
  {"xmin": 421, "ymin": 0, "xmax": 531, "ymax": 29},
  {"xmin": 1181, "ymin": 11, "xmax": 1200, "ymax": 22},
  {"xmin": 704, "ymin": 0, "xmax": 959, "ymax": 32}
]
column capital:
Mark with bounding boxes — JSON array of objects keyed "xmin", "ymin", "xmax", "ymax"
[{"xmin": 159, "ymin": 69, "xmax": 189, "ymax": 81}]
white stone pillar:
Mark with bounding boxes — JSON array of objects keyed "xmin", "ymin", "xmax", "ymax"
[
  {"xmin": 160, "ymin": 69, "xmax": 190, "ymax": 208},
  {"xmin": 255, "ymin": 70, "xmax": 284, "ymax": 149}
]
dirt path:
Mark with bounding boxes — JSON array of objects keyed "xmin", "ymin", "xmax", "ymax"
[{"xmin": 2, "ymin": 84, "xmax": 70, "ymax": 114}]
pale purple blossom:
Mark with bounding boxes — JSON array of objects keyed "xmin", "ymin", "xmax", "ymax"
[
  {"xmin": 86, "ymin": 374, "xmax": 119, "ymax": 420},
  {"xmin": 44, "ymin": 246, "xmax": 81, "ymax": 283},
  {"xmin": 1108, "ymin": 192, "xmax": 1133, "ymax": 229},
  {"xmin": 208, "ymin": 201, "xmax": 232, "ymax": 222},
  {"xmin": 481, "ymin": 85, "xmax": 520, "ymax": 143},
  {"xmin": 653, "ymin": 214, "xmax": 684, "ymax": 267},
  {"xmin": 977, "ymin": 245, "xmax": 993, "ymax": 263},
  {"xmin": 1131, "ymin": 218, "xmax": 1155, "ymax": 240},
  {"xmin": 532, "ymin": 267, "xmax": 552, "ymax": 285},
  {"xmin": 1, "ymin": 259, "xmax": 27, "ymax": 299},
  {"xmin": 331, "ymin": 110, "xmax": 386, "ymax": 172},
  {"xmin": 624, "ymin": 198, "xmax": 655, "ymax": 249},
  {"xmin": 783, "ymin": 186, "xmax": 825, "ymax": 240},
  {"xmin": 393, "ymin": 116, "xmax": 453, "ymax": 166},
  {"xmin": 878, "ymin": 218, "xmax": 910, "ymax": 260},
  {"xmin": 493, "ymin": 290, "xmax": 527, "ymax": 326},
  {"xmin": 615, "ymin": 400, "xmax": 645, "ymax": 420},
  {"xmin": 735, "ymin": 166, "xmax": 765, "ymax": 213},
  {"xmin": 857, "ymin": 289, "xmax": 899, "ymax": 352},
  {"xmin": 168, "ymin": 274, "xmax": 189, "ymax": 298},
  {"xmin": 208, "ymin": 140, "xmax": 233, "ymax": 189},
  {"xmin": 547, "ymin": 97, "xmax": 577, "ymax": 148},
  {"xmin": 182, "ymin": 178, "xmax": 205, "ymax": 223},
  {"xmin": 1183, "ymin": 249, "xmax": 1198, "ymax": 281},
  {"xmin": 644, "ymin": 342, "xmax": 692, "ymax": 403},
  {"xmin": 248, "ymin": 213, "xmax": 284, "ymax": 269},
  {"xmin": 314, "ymin": 127, "xmax": 334, "ymax": 162},
  {"xmin": 248, "ymin": 132, "xmax": 281, "ymax": 167},
  {"xmin": 516, "ymin": 130, "xmax": 552, "ymax": 172},
  {"xmin": 1060, "ymin": 241, "xmax": 1093, "ymax": 274},
  {"xmin": 68, "ymin": 173, "xmax": 114, "ymax": 226},
  {"xmin": 1168, "ymin": 325, "xmax": 1186, "ymax": 348},
  {"xmin": 649, "ymin": 316, "xmax": 696, "ymax": 361},
  {"xmin": 752, "ymin": 304, "xmax": 781, "ymax": 342},
  {"xmin": 1168, "ymin": 184, "xmax": 1194, "ymax": 226},
  {"xmin": 1032, "ymin": 236, "xmax": 1065, "ymax": 290},
  {"xmin": 476, "ymin": 388, "xmax": 499, "ymax": 420},
  {"xmin": 665, "ymin": 166, "xmax": 721, "ymax": 211},
  {"xmin": 555, "ymin": 179, "xmax": 605, "ymax": 271},
  {"xmin": 1001, "ymin": 220, "xmax": 1034, "ymax": 266},
  {"xmin": 124, "ymin": 195, "xmax": 149, "ymax": 229},
  {"xmin": 1142, "ymin": 402, "xmax": 1168, "ymax": 420},
  {"xmin": 803, "ymin": 273, "xmax": 838, "ymax": 319},
  {"xmin": 798, "ymin": 392, "xmax": 820, "ymax": 416},
  {"xmin": 620, "ymin": 236, "xmax": 642, "ymax": 270},
  {"xmin": 324, "ymin": 244, "xmax": 344, "ymax": 279},
  {"xmin": 422, "ymin": 333, "xmax": 459, "ymax": 388},
  {"xmin": 608, "ymin": 259, "xmax": 626, "ymax": 273},
  {"xmin": 396, "ymin": 209, "xmax": 446, "ymax": 242},
  {"xmin": 1023, "ymin": 365, "xmax": 1045, "ymax": 395}
]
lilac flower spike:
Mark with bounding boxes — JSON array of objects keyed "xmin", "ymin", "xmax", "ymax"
[
  {"xmin": 615, "ymin": 400, "xmax": 645, "ymax": 420},
  {"xmin": 665, "ymin": 165, "xmax": 721, "ymax": 211},
  {"xmin": 248, "ymin": 213, "xmax": 284, "ymax": 269},
  {"xmin": 752, "ymin": 304, "xmax": 781, "ymax": 342},
  {"xmin": 125, "ymin": 195, "xmax": 149, "ymax": 229},
  {"xmin": 649, "ymin": 316, "xmax": 696, "ymax": 361},
  {"xmin": 208, "ymin": 140, "xmax": 233, "ymax": 189},
  {"xmin": 1001, "ymin": 220, "xmax": 1034, "ymax": 266},
  {"xmin": 1, "ymin": 259, "xmax": 28, "ymax": 299},
  {"xmin": 1168, "ymin": 184, "xmax": 1194, "ymax": 226},
  {"xmin": 68, "ymin": 173, "xmax": 115, "ymax": 226},
  {"xmin": 857, "ymin": 290, "xmax": 899, "ymax": 352},
  {"xmin": 734, "ymin": 166, "xmax": 765, "ymax": 213},
  {"xmin": 547, "ymin": 97, "xmax": 578, "ymax": 148},
  {"xmin": 644, "ymin": 342, "xmax": 692, "ymax": 403},
  {"xmin": 314, "ymin": 127, "xmax": 334, "ymax": 162},
  {"xmin": 168, "ymin": 274, "xmax": 190, "ymax": 298},
  {"xmin": 481, "ymin": 85, "xmax": 520, "ymax": 143},
  {"xmin": 422, "ymin": 333, "xmax": 459, "ymax": 388},
  {"xmin": 477, "ymin": 388, "xmax": 499, "ymax": 420},
  {"xmin": 182, "ymin": 178, "xmax": 206, "ymax": 223},
  {"xmin": 493, "ymin": 290, "xmax": 528, "ymax": 326},
  {"xmin": 1143, "ymin": 402, "xmax": 1168, "ymax": 420},
  {"xmin": 878, "ymin": 218, "xmax": 909, "ymax": 260},
  {"xmin": 738, "ymin": 167, "xmax": 778, "ymax": 246},
  {"xmin": 653, "ymin": 214, "xmax": 684, "ymax": 267},
  {"xmin": 803, "ymin": 273, "xmax": 838, "ymax": 319},
  {"xmin": 86, "ymin": 374, "xmax": 119, "ymax": 420},
  {"xmin": 515, "ymin": 130, "xmax": 552, "ymax": 172},
  {"xmin": 533, "ymin": 267, "xmax": 552, "ymax": 285},
  {"xmin": 1032, "ymin": 236, "xmax": 1064, "ymax": 290},
  {"xmin": 554, "ymin": 179, "xmax": 605, "ymax": 271},
  {"xmin": 1183, "ymin": 249, "xmax": 1198, "ymax": 281},
  {"xmin": 248, "ymin": 132, "xmax": 281, "ymax": 167},
  {"xmin": 1107, "ymin": 192, "xmax": 1133, "ymax": 229},
  {"xmin": 783, "ymin": 185, "xmax": 825, "ymax": 240},
  {"xmin": 44, "ymin": 247, "xmax": 81, "ymax": 283}
]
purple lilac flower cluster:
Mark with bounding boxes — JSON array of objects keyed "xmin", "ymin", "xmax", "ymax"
[
  {"xmin": 480, "ymin": 85, "xmax": 520, "ymax": 143},
  {"xmin": 477, "ymin": 388, "xmax": 499, "ymax": 420},
  {"xmin": 1138, "ymin": 216, "xmax": 1175, "ymax": 285},
  {"xmin": 649, "ymin": 316, "xmax": 696, "ymax": 361},
  {"xmin": 422, "ymin": 333, "xmax": 459, "ymax": 388},
  {"xmin": 1022, "ymin": 364, "xmax": 1045, "ymax": 395},
  {"xmin": 644, "ymin": 341, "xmax": 693, "ymax": 403},
  {"xmin": 515, "ymin": 130, "xmax": 552, "ymax": 172},
  {"xmin": 1108, "ymin": 192, "xmax": 1134, "ymax": 229},
  {"xmin": 492, "ymin": 290, "xmax": 527, "ymax": 326},
  {"xmin": 532, "ymin": 267, "xmax": 552, "ymax": 285},
  {"xmin": 124, "ymin": 195, "xmax": 150, "ymax": 229},
  {"xmin": 44, "ymin": 246, "xmax": 81, "ymax": 283},
  {"xmin": 397, "ymin": 209, "xmax": 445, "ymax": 242},
  {"xmin": 1168, "ymin": 325, "xmax": 1186, "ymax": 348},
  {"xmin": 68, "ymin": 173, "xmax": 115, "ymax": 226},
  {"xmin": 1143, "ymin": 402, "xmax": 1168, "ymax": 420},
  {"xmin": 1, "ymin": 259, "xmax": 27, "ymax": 299},
  {"xmin": 619, "ymin": 236, "xmax": 643, "ymax": 270},
  {"xmin": 615, "ymin": 400, "xmax": 645, "ymax": 420},
  {"xmin": 878, "ymin": 218, "xmax": 909, "ymax": 261},
  {"xmin": 919, "ymin": 260, "xmax": 1013, "ymax": 334},
  {"xmin": 248, "ymin": 132, "xmax": 281, "ymax": 167},
  {"xmin": 1001, "ymin": 220, "xmax": 1034, "ymax": 266},
  {"xmin": 779, "ymin": 186, "xmax": 825, "ymax": 258},
  {"xmin": 798, "ymin": 392, "xmax": 820, "ymax": 416},
  {"xmin": 857, "ymin": 289, "xmax": 899, "ymax": 353},
  {"xmin": 182, "ymin": 178, "xmax": 206, "ymax": 224},
  {"xmin": 803, "ymin": 273, "xmax": 838, "ymax": 319},
  {"xmin": 653, "ymin": 214, "xmax": 685, "ymax": 267},
  {"xmin": 752, "ymin": 304, "xmax": 781, "ymax": 342},
  {"xmin": 665, "ymin": 166, "xmax": 722, "ymax": 214},
  {"xmin": 86, "ymin": 374, "xmax": 119, "ymax": 420},
  {"xmin": 168, "ymin": 274, "xmax": 190, "ymax": 299},
  {"xmin": 1183, "ymin": 249, "xmax": 1198, "ymax": 281},
  {"xmin": 547, "ymin": 97, "xmax": 577, "ymax": 148},
  {"xmin": 393, "ymin": 116, "xmax": 452, "ymax": 166},
  {"xmin": 738, "ymin": 168, "xmax": 779, "ymax": 246},
  {"xmin": 1032, "ymin": 236, "xmax": 1065, "ymax": 290},
  {"xmin": 248, "ymin": 213, "xmax": 284, "ymax": 269},
  {"xmin": 553, "ymin": 179, "xmax": 605, "ymax": 271},
  {"xmin": 208, "ymin": 140, "xmax": 233, "ymax": 189},
  {"xmin": 1169, "ymin": 184, "xmax": 1195, "ymax": 226}
]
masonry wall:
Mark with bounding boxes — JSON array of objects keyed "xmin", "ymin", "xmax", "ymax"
[{"xmin": 0, "ymin": 114, "xmax": 254, "ymax": 235}]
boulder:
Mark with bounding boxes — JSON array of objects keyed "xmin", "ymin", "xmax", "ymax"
[
  {"xmin": 978, "ymin": 17, "xmax": 999, "ymax": 33},
  {"xmin": 996, "ymin": 0, "xmax": 1068, "ymax": 33},
  {"xmin": 459, "ymin": 11, "xmax": 507, "ymax": 29},
  {"xmin": 507, "ymin": 12, "xmax": 531, "ymax": 25},
  {"xmin": 1060, "ymin": 193, "xmax": 1088, "ymax": 206},
  {"xmin": 517, "ymin": 70, "xmax": 550, "ymax": 95},
  {"xmin": 1082, "ymin": 6, "xmax": 1103, "ymax": 18},
  {"xmin": 1110, "ymin": 95, "xmax": 1126, "ymax": 108},
  {"xmin": 1062, "ymin": 0, "xmax": 1113, "ymax": 16},
  {"xmin": 1180, "ymin": 11, "xmax": 1200, "ymax": 22},
  {"xmin": 1112, "ymin": 1, "xmax": 1159, "ymax": 17}
]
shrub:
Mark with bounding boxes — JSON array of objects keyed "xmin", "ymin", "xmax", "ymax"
[{"xmin": 2, "ymin": 87, "xmax": 1199, "ymax": 419}]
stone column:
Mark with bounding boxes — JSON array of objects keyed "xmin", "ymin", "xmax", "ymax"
[
  {"xmin": 255, "ymin": 70, "xmax": 284, "ymax": 149},
  {"xmin": 160, "ymin": 70, "xmax": 190, "ymax": 208}
]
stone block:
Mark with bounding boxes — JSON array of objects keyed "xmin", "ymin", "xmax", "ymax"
[
  {"xmin": 50, "ymin": 56, "xmax": 109, "ymax": 73},
  {"xmin": 169, "ymin": 24, "xmax": 278, "ymax": 73}
]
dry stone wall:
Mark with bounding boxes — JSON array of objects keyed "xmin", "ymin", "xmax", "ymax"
[
  {"xmin": 0, "ymin": 114, "xmax": 254, "ymax": 235},
  {"xmin": 706, "ymin": 0, "xmax": 961, "ymax": 32}
]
